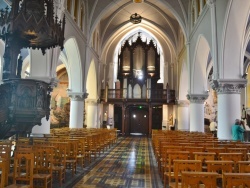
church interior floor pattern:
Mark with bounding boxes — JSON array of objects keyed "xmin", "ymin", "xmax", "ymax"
[{"xmin": 61, "ymin": 136, "xmax": 163, "ymax": 188}]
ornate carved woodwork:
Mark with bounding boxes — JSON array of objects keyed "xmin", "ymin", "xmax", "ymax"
[
  {"xmin": 0, "ymin": 79, "xmax": 52, "ymax": 138},
  {"xmin": 118, "ymin": 34, "xmax": 160, "ymax": 83},
  {"xmin": 0, "ymin": 0, "xmax": 65, "ymax": 79},
  {"xmin": 103, "ymin": 33, "xmax": 175, "ymax": 104},
  {"xmin": 0, "ymin": 0, "xmax": 65, "ymax": 138}
]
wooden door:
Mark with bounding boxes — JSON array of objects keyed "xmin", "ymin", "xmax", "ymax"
[{"xmin": 129, "ymin": 107, "xmax": 149, "ymax": 135}]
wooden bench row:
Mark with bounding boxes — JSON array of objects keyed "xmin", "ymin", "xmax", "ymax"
[{"xmin": 163, "ymin": 159, "xmax": 250, "ymax": 188}]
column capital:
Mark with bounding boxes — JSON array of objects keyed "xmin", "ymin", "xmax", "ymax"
[
  {"xmin": 187, "ymin": 94, "xmax": 208, "ymax": 103},
  {"xmin": 213, "ymin": 79, "xmax": 247, "ymax": 94},
  {"xmin": 68, "ymin": 92, "xmax": 86, "ymax": 101},
  {"xmin": 177, "ymin": 100, "xmax": 189, "ymax": 107}
]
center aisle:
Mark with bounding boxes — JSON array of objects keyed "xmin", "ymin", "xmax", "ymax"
[{"xmin": 73, "ymin": 136, "xmax": 163, "ymax": 188}]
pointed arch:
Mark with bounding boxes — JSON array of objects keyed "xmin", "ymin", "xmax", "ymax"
[
  {"xmin": 179, "ymin": 60, "xmax": 188, "ymax": 100},
  {"xmin": 221, "ymin": 0, "xmax": 250, "ymax": 78},
  {"xmin": 191, "ymin": 35, "xmax": 211, "ymax": 94},
  {"xmin": 64, "ymin": 38, "xmax": 82, "ymax": 92},
  {"xmin": 86, "ymin": 59, "xmax": 98, "ymax": 99},
  {"xmin": 86, "ymin": 59, "xmax": 98, "ymax": 128}
]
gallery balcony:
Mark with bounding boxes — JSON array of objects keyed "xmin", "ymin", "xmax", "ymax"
[{"xmin": 100, "ymin": 88, "xmax": 175, "ymax": 105}]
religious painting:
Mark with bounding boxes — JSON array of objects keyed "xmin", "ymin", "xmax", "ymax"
[{"xmin": 50, "ymin": 67, "xmax": 70, "ymax": 128}]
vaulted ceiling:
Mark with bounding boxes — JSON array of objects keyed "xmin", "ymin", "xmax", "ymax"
[{"xmin": 1, "ymin": 0, "xmax": 250, "ymax": 63}]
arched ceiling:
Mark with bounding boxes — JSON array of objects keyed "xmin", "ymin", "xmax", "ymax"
[{"xmin": 88, "ymin": 0, "xmax": 189, "ymax": 52}]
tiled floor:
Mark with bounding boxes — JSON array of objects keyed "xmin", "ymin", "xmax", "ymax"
[{"xmin": 55, "ymin": 136, "xmax": 163, "ymax": 188}]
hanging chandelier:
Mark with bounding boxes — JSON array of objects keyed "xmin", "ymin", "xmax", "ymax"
[{"xmin": 130, "ymin": 13, "xmax": 142, "ymax": 24}]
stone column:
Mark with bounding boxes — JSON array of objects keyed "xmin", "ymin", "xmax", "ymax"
[
  {"xmin": 177, "ymin": 100, "xmax": 189, "ymax": 131},
  {"xmin": 216, "ymin": 79, "xmax": 246, "ymax": 140},
  {"xmin": 68, "ymin": 92, "xmax": 84, "ymax": 128},
  {"xmin": 187, "ymin": 94, "xmax": 208, "ymax": 132}
]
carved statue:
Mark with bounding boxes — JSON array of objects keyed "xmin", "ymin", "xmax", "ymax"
[{"xmin": 168, "ymin": 114, "xmax": 173, "ymax": 125}]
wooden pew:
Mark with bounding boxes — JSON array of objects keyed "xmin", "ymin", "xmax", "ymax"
[
  {"xmin": 222, "ymin": 173, "xmax": 250, "ymax": 188},
  {"xmin": 170, "ymin": 160, "xmax": 202, "ymax": 188},
  {"xmin": 238, "ymin": 161, "xmax": 250, "ymax": 173},
  {"xmin": 163, "ymin": 151, "xmax": 190, "ymax": 187},
  {"xmin": 181, "ymin": 171, "xmax": 218, "ymax": 188},
  {"xmin": 193, "ymin": 152, "xmax": 216, "ymax": 171},
  {"xmin": 218, "ymin": 153, "xmax": 243, "ymax": 172},
  {"xmin": 206, "ymin": 160, "xmax": 234, "ymax": 177}
]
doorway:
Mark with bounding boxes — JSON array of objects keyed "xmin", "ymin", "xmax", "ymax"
[{"xmin": 129, "ymin": 106, "xmax": 149, "ymax": 135}]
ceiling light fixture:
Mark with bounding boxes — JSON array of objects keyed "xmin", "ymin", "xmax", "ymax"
[
  {"xmin": 133, "ymin": 0, "xmax": 144, "ymax": 3},
  {"xmin": 130, "ymin": 13, "xmax": 142, "ymax": 24}
]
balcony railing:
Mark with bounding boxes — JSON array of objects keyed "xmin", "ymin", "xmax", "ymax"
[{"xmin": 101, "ymin": 88, "xmax": 175, "ymax": 104}]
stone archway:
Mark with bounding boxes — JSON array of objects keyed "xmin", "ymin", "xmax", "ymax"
[
  {"xmin": 64, "ymin": 38, "xmax": 84, "ymax": 128},
  {"xmin": 189, "ymin": 35, "xmax": 211, "ymax": 132}
]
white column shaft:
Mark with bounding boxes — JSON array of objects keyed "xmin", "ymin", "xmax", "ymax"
[
  {"xmin": 217, "ymin": 94, "xmax": 241, "ymax": 139},
  {"xmin": 87, "ymin": 103, "xmax": 98, "ymax": 128},
  {"xmin": 190, "ymin": 103, "xmax": 204, "ymax": 132},
  {"xmin": 177, "ymin": 106, "xmax": 189, "ymax": 131},
  {"xmin": 69, "ymin": 100, "xmax": 84, "ymax": 128}
]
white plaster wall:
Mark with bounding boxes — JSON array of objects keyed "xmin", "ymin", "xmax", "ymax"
[
  {"xmin": 29, "ymin": 50, "xmax": 51, "ymax": 80},
  {"xmin": 220, "ymin": 0, "xmax": 250, "ymax": 79},
  {"xmin": 189, "ymin": 6, "xmax": 212, "ymax": 71},
  {"xmin": 32, "ymin": 117, "xmax": 50, "ymax": 134}
]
